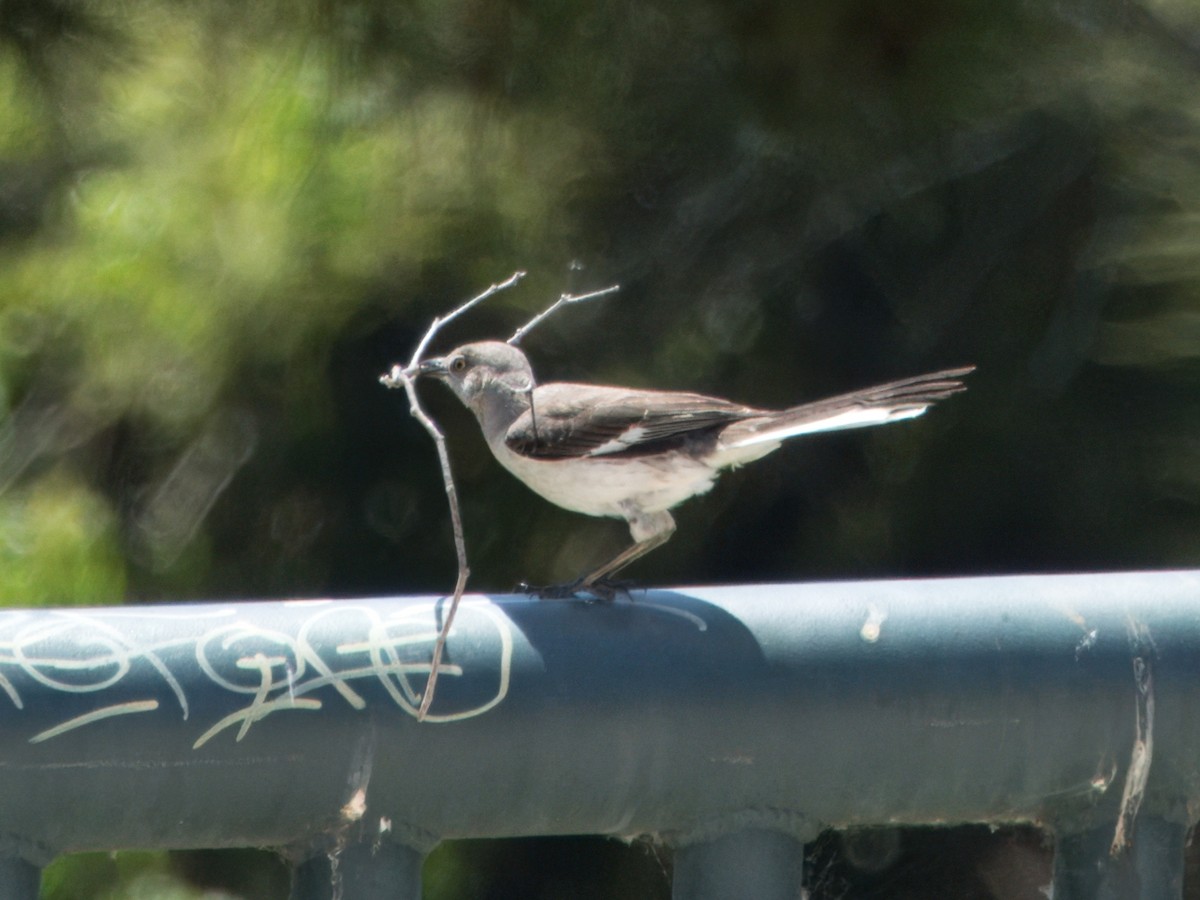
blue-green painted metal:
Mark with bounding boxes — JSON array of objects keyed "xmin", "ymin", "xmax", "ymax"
[
  {"xmin": 291, "ymin": 842, "xmax": 423, "ymax": 900},
  {"xmin": 672, "ymin": 829, "xmax": 804, "ymax": 900},
  {"xmin": 0, "ymin": 858, "xmax": 40, "ymax": 900},
  {"xmin": 1, "ymin": 571, "xmax": 1197, "ymax": 896}
]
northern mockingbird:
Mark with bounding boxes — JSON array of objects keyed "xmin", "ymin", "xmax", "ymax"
[{"xmin": 419, "ymin": 341, "xmax": 972, "ymax": 597}]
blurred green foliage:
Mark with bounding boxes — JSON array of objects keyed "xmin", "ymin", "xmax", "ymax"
[
  {"xmin": 3, "ymin": 0, "xmax": 1200, "ymax": 896},
  {"xmin": 41, "ymin": 852, "xmax": 191, "ymax": 900}
]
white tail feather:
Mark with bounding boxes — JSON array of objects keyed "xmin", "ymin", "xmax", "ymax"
[{"xmin": 724, "ymin": 404, "xmax": 929, "ymax": 450}]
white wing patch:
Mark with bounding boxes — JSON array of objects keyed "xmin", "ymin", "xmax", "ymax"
[
  {"xmin": 587, "ymin": 426, "xmax": 648, "ymax": 456},
  {"xmin": 725, "ymin": 405, "xmax": 928, "ymax": 449}
]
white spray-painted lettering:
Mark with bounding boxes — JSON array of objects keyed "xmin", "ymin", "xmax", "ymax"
[{"xmin": 0, "ymin": 601, "xmax": 514, "ymax": 747}]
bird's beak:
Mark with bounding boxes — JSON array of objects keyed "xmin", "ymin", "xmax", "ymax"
[{"xmin": 417, "ymin": 357, "xmax": 449, "ymax": 380}]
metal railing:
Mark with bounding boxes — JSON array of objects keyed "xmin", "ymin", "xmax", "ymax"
[{"xmin": 1, "ymin": 571, "xmax": 1196, "ymax": 898}]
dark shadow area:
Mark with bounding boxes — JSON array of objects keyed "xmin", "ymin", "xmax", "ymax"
[{"xmin": 426, "ymin": 836, "xmax": 671, "ymax": 900}]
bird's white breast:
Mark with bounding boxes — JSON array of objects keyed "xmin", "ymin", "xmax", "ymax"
[{"xmin": 488, "ymin": 439, "xmax": 721, "ymax": 518}]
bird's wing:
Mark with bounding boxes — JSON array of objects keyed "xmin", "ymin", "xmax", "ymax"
[{"xmin": 505, "ymin": 383, "xmax": 756, "ymax": 459}]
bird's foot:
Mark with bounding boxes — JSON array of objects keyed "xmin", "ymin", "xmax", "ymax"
[
  {"xmin": 518, "ymin": 577, "xmax": 637, "ymax": 602},
  {"xmin": 517, "ymin": 580, "xmax": 579, "ymax": 600}
]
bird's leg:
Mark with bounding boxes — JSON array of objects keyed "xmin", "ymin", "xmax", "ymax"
[
  {"xmin": 523, "ymin": 510, "xmax": 676, "ymax": 601},
  {"xmin": 582, "ymin": 512, "xmax": 675, "ymax": 584}
]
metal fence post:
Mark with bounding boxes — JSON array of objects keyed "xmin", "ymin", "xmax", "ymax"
[
  {"xmin": 0, "ymin": 858, "xmax": 40, "ymax": 900},
  {"xmin": 672, "ymin": 830, "xmax": 805, "ymax": 900},
  {"xmin": 1052, "ymin": 816, "xmax": 1187, "ymax": 899},
  {"xmin": 290, "ymin": 841, "xmax": 424, "ymax": 900}
]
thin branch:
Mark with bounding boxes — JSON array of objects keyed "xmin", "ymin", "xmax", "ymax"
[
  {"xmin": 508, "ymin": 284, "xmax": 620, "ymax": 346},
  {"xmin": 378, "ymin": 271, "xmax": 525, "ymax": 720},
  {"xmin": 380, "ymin": 271, "xmax": 616, "ymax": 720},
  {"xmin": 400, "ymin": 270, "xmax": 528, "ymax": 378}
]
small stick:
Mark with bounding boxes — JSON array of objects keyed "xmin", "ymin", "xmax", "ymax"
[
  {"xmin": 406, "ymin": 270, "xmax": 528, "ymax": 375},
  {"xmin": 381, "ymin": 272, "xmax": 617, "ymax": 720},
  {"xmin": 508, "ymin": 284, "xmax": 620, "ymax": 346},
  {"xmin": 380, "ymin": 271, "xmax": 525, "ymax": 720},
  {"xmin": 508, "ymin": 282, "xmax": 619, "ymax": 449}
]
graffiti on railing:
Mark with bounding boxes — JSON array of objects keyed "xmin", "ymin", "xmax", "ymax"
[{"xmin": 0, "ymin": 599, "xmax": 513, "ymax": 747}]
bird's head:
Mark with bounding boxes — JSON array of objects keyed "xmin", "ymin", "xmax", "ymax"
[{"xmin": 419, "ymin": 341, "xmax": 536, "ymax": 415}]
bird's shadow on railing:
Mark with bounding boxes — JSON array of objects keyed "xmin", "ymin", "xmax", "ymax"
[{"xmin": 471, "ymin": 589, "xmax": 773, "ymax": 704}]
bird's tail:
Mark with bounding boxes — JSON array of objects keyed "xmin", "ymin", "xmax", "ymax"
[{"xmin": 719, "ymin": 365, "xmax": 975, "ymax": 451}]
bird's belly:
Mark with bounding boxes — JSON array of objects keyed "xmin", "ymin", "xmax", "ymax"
[{"xmin": 491, "ymin": 445, "xmax": 719, "ymax": 518}]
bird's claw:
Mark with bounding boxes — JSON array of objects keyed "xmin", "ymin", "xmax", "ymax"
[{"xmin": 517, "ymin": 580, "xmax": 577, "ymax": 600}]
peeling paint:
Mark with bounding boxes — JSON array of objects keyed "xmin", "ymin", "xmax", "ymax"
[{"xmin": 1111, "ymin": 621, "xmax": 1155, "ymax": 856}]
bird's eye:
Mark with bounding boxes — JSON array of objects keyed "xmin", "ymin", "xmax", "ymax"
[{"xmin": 451, "ymin": 356, "xmax": 468, "ymax": 373}]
